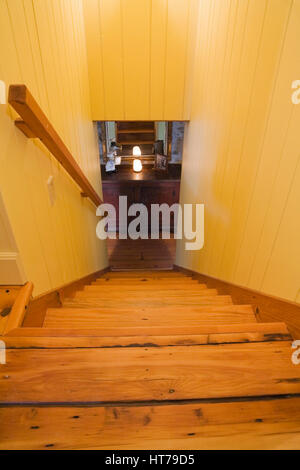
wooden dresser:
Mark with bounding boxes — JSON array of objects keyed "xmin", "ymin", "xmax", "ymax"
[{"xmin": 101, "ymin": 164, "xmax": 181, "ymax": 232}]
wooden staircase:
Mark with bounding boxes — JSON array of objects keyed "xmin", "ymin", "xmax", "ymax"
[{"xmin": 1, "ymin": 269, "xmax": 300, "ymax": 449}]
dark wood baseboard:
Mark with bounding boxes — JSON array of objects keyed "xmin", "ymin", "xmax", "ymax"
[
  {"xmin": 174, "ymin": 264, "xmax": 300, "ymax": 339},
  {"xmin": 23, "ymin": 267, "xmax": 110, "ymax": 327}
]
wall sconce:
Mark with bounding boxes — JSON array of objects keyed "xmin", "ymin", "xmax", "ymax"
[{"xmin": 132, "ymin": 146, "xmax": 142, "ymax": 172}]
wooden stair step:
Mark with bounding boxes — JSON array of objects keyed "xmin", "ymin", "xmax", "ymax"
[
  {"xmin": 43, "ymin": 306, "xmax": 256, "ymax": 328},
  {"xmin": 93, "ymin": 278, "xmax": 200, "ymax": 285},
  {"xmin": 1, "ymin": 396, "xmax": 300, "ymax": 449},
  {"xmin": 63, "ymin": 295, "xmax": 233, "ymax": 308},
  {"xmin": 7, "ymin": 322, "xmax": 289, "ymax": 338},
  {"xmin": 101, "ymin": 271, "xmax": 187, "ymax": 278},
  {"xmin": 109, "ymin": 261, "xmax": 174, "ymax": 269},
  {"xmin": 95, "ymin": 277, "xmax": 193, "ymax": 283},
  {"xmin": 46, "ymin": 304, "xmax": 255, "ymax": 317},
  {"xmin": 86, "ymin": 284, "xmax": 207, "ymax": 291},
  {"xmin": 4, "ymin": 322, "xmax": 291, "ymax": 349},
  {"xmin": 1, "ymin": 341, "xmax": 299, "ymax": 404},
  {"xmin": 92, "ymin": 280, "xmax": 203, "ymax": 285},
  {"xmin": 75, "ymin": 288, "xmax": 219, "ymax": 298}
]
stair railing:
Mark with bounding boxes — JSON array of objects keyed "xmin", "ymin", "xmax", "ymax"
[{"xmin": 8, "ymin": 85, "xmax": 102, "ymax": 207}]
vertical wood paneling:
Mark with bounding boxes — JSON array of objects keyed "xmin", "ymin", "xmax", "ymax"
[
  {"xmin": 177, "ymin": 0, "xmax": 300, "ymax": 304},
  {"xmin": 150, "ymin": 0, "xmax": 167, "ymax": 119},
  {"xmin": 0, "ymin": 0, "xmax": 108, "ymax": 296},
  {"xmin": 99, "ymin": 0, "xmax": 124, "ymax": 119},
  {"xmin": 82, "ymin": 0, "xmax": 106, "ymax": 119},
  {"xmin": 83, "ymin": 0, "xmax": 197, "ymax": 120},
  {"xmin": 121, "ymin": 0, "xmax": 151, "ymax": 120},
  {"xmin": 163, "ymin": 0, "xmax": 190, "ymax": 119}
]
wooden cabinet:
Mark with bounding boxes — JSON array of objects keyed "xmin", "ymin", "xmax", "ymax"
[{"xmin": 102, "ymin": 166, "xmax": 181, "ymax": 233}]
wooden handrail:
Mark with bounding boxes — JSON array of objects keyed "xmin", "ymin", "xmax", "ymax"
[
  {"xmin": 8, "ymin": 85, "xmax": 102, "ymax": 207},
  {"xmin": 3, "ymin": 282, "xmax": 33, "ymax": 335}
]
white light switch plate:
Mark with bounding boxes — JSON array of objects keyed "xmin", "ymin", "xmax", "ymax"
[
  {"xmin": 0, "ymin": 81, "xmax": 6, "ymax": 104},
  {"xmin": 47, "ymin": 175, "xmax": 56, "ymax": 206}
]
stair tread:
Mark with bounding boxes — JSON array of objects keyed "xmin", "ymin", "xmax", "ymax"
[
  {"xmin": 1, "ymin": 341, "xmax": 299, "ymax": 404},
  {"xmin": 82, "ymin": 286, "xmax": 215, "ymax": 295},
  {"xmin": 93, "ymin": 279, "xmax": 201, "ymax": 284},
  {"xmin": 47, "ymin": 304, "xmax": 255, "ymax": 315},
  {"xmin": 75, "ymin": 288, "xmax": 219, "ymax": 297},
  {"xmin": 100, "ymin": 271, "xmax": 186, "ymax": 277},
  {"xmin": 4, "ymin": 323, "xmax": 291, "ymax": 349},
  {"xmin": 14, "ymin": 321, "xmax": 289, "ymax": 336},
  {"xmin": 44, "ymin": 308, "xmax": 256, "ymax": 328},
  {"xmin": 63, "ymin": 295, "xmax": 233, "ymax": 308},
  {"xmin": 1, "ymin": 397, "xmax": 299, "ymax": 449}
]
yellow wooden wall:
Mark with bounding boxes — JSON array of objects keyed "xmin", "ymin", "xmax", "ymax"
[
  {"xmin": 82, "ymin": 0, "xmax": 199, "ymax": 120},
  {"xmin": 176, "ymin": 0, "xmax": 300, "ymax": 303},
  {"xmin": 0, "ymin": 0, "xmax": 108, "ymax": 296}
]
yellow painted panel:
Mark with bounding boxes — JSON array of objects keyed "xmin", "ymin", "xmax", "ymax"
[
  {"xmin": 204, "ymin": 0, "xmax": 250, "ymax": 275},
  {"xmin": 261, "ymin": 158, "xmax": 300, "ymax": 301},
  {"xmin": 99, "ymin": 0, "xmax": 124, "ymax": 119},
  {"xmin": 83, "ymin": 0, "xmax": 196, "ymax": 119},
  {"xmin": 149, "ymin": 0, "xmax": 167, "ymax": 119},
  {"xmin": 234, "ymin": 0, "xmax": 295, "ymax": 286},
  {"xmin": 183, "ymin": 0, "xmax": 200, "ymax": 119},
  {"xmin": 217, "ymin": 0, "xmax": 268, "ymax": 280},
  {"xmin": 121, "ymin": 0, "xmax": 151, "ymax": 120},
  {"xmin": 82, "ymin": 0, "xmax": 106, "ymax": 119},
  {"xmin": 164, "ymin": 0, "xmax": 190, "ymax": 120},
  {"xmin": 177, "ymin": 0, "xmax": 300, "ymax": 304},
  {"xmin": 222, "ymin": 0, "xmax": 292, "ymax": 284},
  {"xmin": 0, "ymin": 0, "xmax": 108, "ymax": 296}
]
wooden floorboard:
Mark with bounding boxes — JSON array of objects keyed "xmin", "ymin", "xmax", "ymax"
[
  {"xmin": 6, "ymin": 322, "xmax": 290, "ymax": 337},
  {"xmin": 93, "ymin": 278, "xmax": 198, "ymax": 284},
  {"xmin": 1, "ymin": 342, "xmax": 300, "ymax": 404},
  {"xmin": 2, "ymin": 268, "xmax": 298, "ymax": 449},
  {"xmin": 43, "ymin": 308, "xmax": 256, "ymax": 328},
  {"xmin": 101, "ymin": 271, "xmax": 183, "ymax": 278},
  {"xmin": 1, "ymin": 397, "xmax": 300, "ymax": 449},
  {"xmin": 63, "ymin": 295, "xmax": 233, "ymax": 308},
  {"xmin": 79, "ymin": 287, "xmax": 218, "ymax": 296},
  {"xmin": 2, "ymin": 324, "xmax": 291, "ymax": 348},
  {"xmin": 107, "ymin": 238, "xmax": 176, "ymax": 271}
]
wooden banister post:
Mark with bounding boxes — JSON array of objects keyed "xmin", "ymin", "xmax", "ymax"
[{"xmin": 3, "ymin": 282, "xmax": 34, "ymax": 335}]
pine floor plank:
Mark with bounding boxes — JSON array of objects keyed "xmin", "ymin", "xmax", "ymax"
[
  {"xmin": 82, "ymin": 287, "xmax": 216, "ymax": 295},
  {"xmin": 75, "ymin": 289, "xmax": 219, "ymax": 298},
  {"xmin": 43, "ymin": 307, "xmax": 256, "ymax": 328},
  {"xmin": 63, "ymin": 295, "xmax": 233, "ymax": 308},
  {"xmin": 46, "ymin": 304, "xmax": 255, "ymax": 316},
  {"xmin": 100, "ymin": 271, "xmax": 185, "ymax": 278},
  {"xmin": 3, "ymin": 324, "xmax": 291, "ymax": 349},
  {"xmin": 1, "ymin": 342, "xmax": 299, "ymax": 404},
  {"xmin": 92, "ymin": 279, "xmax": 202, "ymax": 286},
  {"xmin": 1, "ymin": 397, "xmax": 300, "ymax": 449},
  {"xmin": 6, "ymin": 322, "xmax": 290, "ymax": 337}
]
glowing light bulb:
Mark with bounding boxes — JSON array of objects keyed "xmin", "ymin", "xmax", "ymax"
[
  {"xmin": 133, "ymin": 159, "xmax": 142, "ymax": 172},
  {"xmin": 133, "ymin": 146, "xmax": 141, "ymax": 157}
]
